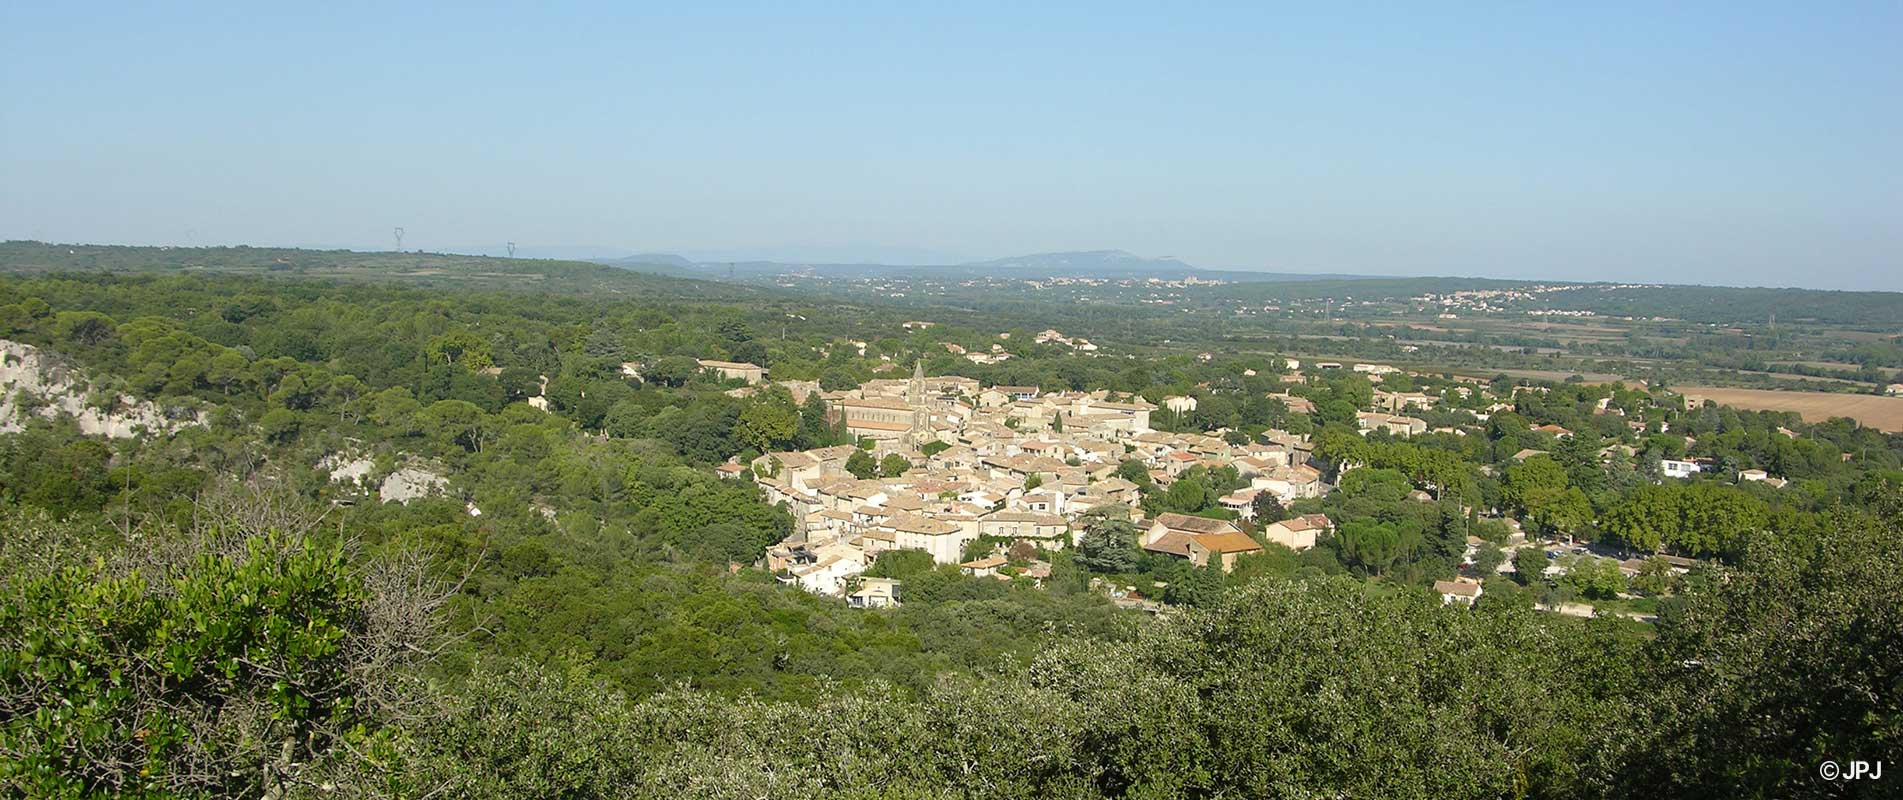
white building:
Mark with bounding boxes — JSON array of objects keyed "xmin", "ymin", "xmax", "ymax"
[
  {"xmin": 1435, "ymin": 578, "xmax": 1483, "ymax": 607},
  {"xmin": 1262, "ymin": 514, "xmax": 1333, "ymax": 552},
  {"xmin": 1661, "ymin": 459, "xmax": 1703, "ymax": 479},
  {"xmin": 885, "ymin": 513, "xmax": 977, "ymax": 565},
  {"xmin": 782, "ymin": 545, "xmax": 866, "ymax": 596},
  {"xmin": 848, "ymin": 577, "xmax": 901, "ymax": 608}
]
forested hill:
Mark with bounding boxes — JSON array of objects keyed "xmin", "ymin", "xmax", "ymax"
[{"xmin": 0, "ymin": 240, "xmax": 770, "ymax": 301}]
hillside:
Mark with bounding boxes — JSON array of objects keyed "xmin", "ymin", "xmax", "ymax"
[
  {"xmin": 0, "ymin": 255, "xmax": 1898, "ymax": 799},
  {"xmin": 586, "ymin": 248, "xmax": 1356, "ymax": 283},
  {"xmin": 0, "ymin": 241, "xmax": 772, "ymax": 302}
]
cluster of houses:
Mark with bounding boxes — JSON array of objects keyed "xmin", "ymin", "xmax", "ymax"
[
  {"xmin": 934, "ymin": 329, "xmax": 1098, "ymax": 364},
  {"xmin": 731, "ymin": 356, "xmax": 1801, "ymax": 610},
  {"xmin": 747, "ymin": 363, "xmax": 1342, "ymax": 601},
  {"xmin": 1032, "ymin": 328, "xmax": 1099, "ymax": 351},
  {"xmin": 1658, "ymin": 458, "xmax": 1789, "ymax": 487},
  {"xmin": 940, "ymin": 342, "xmax": 1016, "ymax": 365}
]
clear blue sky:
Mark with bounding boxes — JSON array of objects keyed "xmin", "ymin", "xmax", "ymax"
[{"xmin": 4, "ymin": 2, "xmax": 1899, "ymax": 289}]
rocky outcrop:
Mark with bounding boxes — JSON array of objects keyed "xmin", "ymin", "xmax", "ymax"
[
  {"xmin": 317, "ymin": 449, "xmax": 379, "ymax": 487},
  {"xmin": 318, "ymin": 447, "xmax": 450, "ymax": 505},
  {"xmin": 0, "ymin": 339, "xmax": 203, "ymax": 438},
  {"xmin": 379, "ymin": 466, "xmax": 449, "ymax": 504}
]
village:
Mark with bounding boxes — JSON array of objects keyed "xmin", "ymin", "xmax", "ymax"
[
  {"xmin": 734, "ymin": 360, "xmax": 1325, "ymax": 602},
  {"xmin": 709, "ymin": 351, "xmax": 1786, "ymax": 616}
]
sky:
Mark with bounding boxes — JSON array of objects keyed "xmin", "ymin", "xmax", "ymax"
[{"xmin": 3, "ymin": 2, "xmax": 1900, "ymax": 290}]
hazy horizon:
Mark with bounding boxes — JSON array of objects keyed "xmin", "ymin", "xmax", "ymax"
[{"xmin": 4, "ymin": 4, "xmax": 1899, "ymax": 290}]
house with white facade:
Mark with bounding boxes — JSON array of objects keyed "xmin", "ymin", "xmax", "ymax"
[{"xmin": 1661, "ymin": 459, "xmax": 1703, "ymax": 479}]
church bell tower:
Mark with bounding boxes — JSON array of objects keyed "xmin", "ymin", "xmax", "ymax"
[{"xmin": 907, "ymin": 360, "xmax": 927, "ymax": 449}]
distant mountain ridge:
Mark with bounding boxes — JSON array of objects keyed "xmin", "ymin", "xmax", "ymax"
[{"xmin": 611, "ymin": 253, "xmax": 696, "ymax": 268}]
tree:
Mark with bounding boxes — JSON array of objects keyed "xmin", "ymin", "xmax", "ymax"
[
  {"xmin": 426, "ymin": 330, "xmax": 493, "ymax": 370},
  {"xmin": 1116, "ymin": 458, "xmax": 1153, "ymax": 486},
  {"xmin": 1250, "ymin": 491, "xmax": 1288, "ymax": 524},
  {"xmin": 1163, "ymin": 564, "xmax": 1225, "ymax": 606},
  {"xmin": 267, "ymin": 371, "xmax": 318, "ymax": 410},
  {"xmin": 1563, "ymin": 555, "xmax": 1625, "ymax": 600},
  {"xmin": 52, "ymin": 310, "xmax": 117, "ymax": 347},
  {"xmin": 207, "ymin": 350, "xmax": 251, "ymax": 396},
  {"xmin": 1007, "ymin": 540, "xmax": 1038, "ymax": 562},
  {"xmin": 1645, "ymin": 433, "xmax": 1687, "ymax": 460},
  {"xmin": 604, "ymin": 400, "xmax": 646, "ymax": 438},
  {"xmin": 879, "ymin": 453, "xmax": 912, "ymax": 478},
  {"xmin": 1313, "ymin": 424, "xmax": 1368, "ymax": 469},
  {"xmin": 1674, "ymin": 482, "xmax": 1768, "ymax": 557},
  {"xmin": 685, "ymin": 521, "xmax": 761, "ymax": 564},
  {"xmin": 728, "ymin": 340, "xmax": 769, "ymax": 369},
  {"xmin": 1488, "ymin": 411, "xmax": 1530, "ymax": 441},
  {"xmin": 733, "ymin": 400, "xmax": 797, "ymax": 454},
  {"xmin": 326, "ymin": 374, "xmax": 369, "ymax": 422},
  {"xmin": 369, "ymin": 387, "xmax": 423, "ymax": 435},
  {"xmin": 422, "ymin": 399, "xmax": 491, "ymax": 453},
  {"xmin": 1316, "ymin": 399, "xmax": 1359, "ymax": 428},
  {"xmin": 1473, "ymin": 517, "xmax": 1512, "ymax": 544},
  {"xmin": 1616, "ymin": 490, "xmax": 1903, "ymax": 797},
  {"xmin": 1537, "ymin": 581, "xmax": 1578, "ymax": 612},
  {"xmin": 1334, "ymin": 519, "xmax": 1404, "ymax": 576},
  {"xmin": 1631, "ymin": 557, "xmax": 1677, "ymax": 595},
  {"xmin": 1155, "ymin": 477, "xmax": 1208, "ymax": 514},
  {"xmin": 819, "ymin": 369, "xmax": 859, "ymax": 392},
  {"xmin": 845, "ymin": 449, "xmax": 878, "ymax": 479},
  {"xmin": 863, "ymin": 548, "xmax": 935, "ymax": 579},
  {"xmin": 1539, "ymin": 487, "xmax": 1593, "ymax": 537},
  {"xmin": 1050, "ymin": 411, "xmax": 1063, "ymax": 433},
  {"xmin": 1599, "ymin": 484, "xmax": 1682, "ymax": 553},
  {"xmin": 794, "ymin": 393, "xmax": 837, "ymax": 449},
  {"xmin": 644, "ymin": 356, "xmax": 699, "ymax": 387},
  {"xmin": 716, "ymin": 319, "xmax": 754, "ymax": 344},
  {"xmin": 1475, "ymin": 576, "xmax": 1533, "ymax": 612},
  {"xmin": 1414, "ymin": 449, "xmax": 1474, "ymax": 501},
  {"xmin": 0, "ymin": 496, "xmax": 445, "ymax": 798},
  {"xmin": 259, "ymin": 407, "xmax": 301, "ymax": 444},
  {"xmin": 1075, "ymin": 505, "xmax": 1142, "ymax": 573},
  {"xmin": 1503, "ymin": 456, "xmax": 1583, "ymax": 534},
  {"xmin": 1512, "ymin": 547, "xmax": 1548, "ymax": 585},
  {"xmin": 496, "ymin": 366, "xmax": 542, "ymax": 402},
  {"xmin": 1472, "ymin": 543, "xmax": 1506, "ymax": 576}
]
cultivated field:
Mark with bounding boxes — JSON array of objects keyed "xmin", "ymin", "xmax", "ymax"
[
  {"xmin": 1445, "ymin": 368, "xmax": 1628, "ymax": 384},
  {"xmin": 1678, "ymin": 386, "xmax": 1903, "ymax": 432}
]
